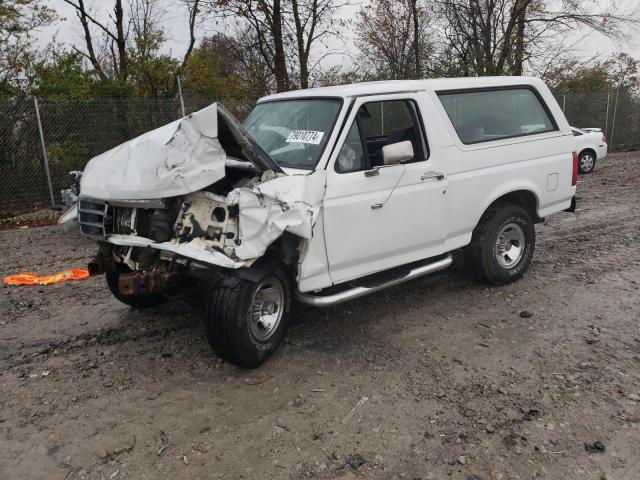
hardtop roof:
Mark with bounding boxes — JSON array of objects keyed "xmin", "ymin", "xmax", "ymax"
[{"xmin": 258, "ymin": 76, "xmax": 546, "ymax": 102}]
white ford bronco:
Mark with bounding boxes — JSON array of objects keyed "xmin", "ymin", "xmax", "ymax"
[{"xmin": 65, "ymin": 77, "xmax": 578, "ymax": 367}]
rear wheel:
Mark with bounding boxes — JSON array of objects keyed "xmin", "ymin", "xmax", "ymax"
[
  {"xmin": 106, "ymin": 266, "xmax": 167, "ymax": 308},
  {"xmin": 578, "ymin": 150, "xmax": 596, "ymax": 174},
  {"xmin": 205, "ymin": 260, "xmax": 291, "ymax": 368},
  {"xmin": 467, "ymin": 203, "xmax": 535, "ymax": 285}
]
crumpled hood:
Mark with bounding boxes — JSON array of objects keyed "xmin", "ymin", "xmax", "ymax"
[{"xmin": 80, "ymin": 103, "xmax": 281, "ymax": 201}]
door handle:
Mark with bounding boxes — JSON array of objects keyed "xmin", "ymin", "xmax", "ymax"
[
  {"xmin": 371, "ymin": 203, "xmax": 383, "ymax": 210},
  {"xmin": 421, "ymin": 171, "xmax": 445, "ymax": 181}
]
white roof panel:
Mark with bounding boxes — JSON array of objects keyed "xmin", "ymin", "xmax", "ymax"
[{"xmin": 258, "ymin": 77, "xmax": 546, "ymax": 102}]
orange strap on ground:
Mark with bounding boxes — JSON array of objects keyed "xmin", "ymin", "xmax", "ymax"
[{"xmin": 3, "ymin": 269, "xmax": 91, "ymax": 286}]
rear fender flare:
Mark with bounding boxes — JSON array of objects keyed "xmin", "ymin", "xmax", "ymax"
[{"xmin": 474, "ymin": 183, "xmax": 542, "ymax": 227}]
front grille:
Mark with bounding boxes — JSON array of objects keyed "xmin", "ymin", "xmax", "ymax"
[
  {"xmin": 78, "ymin": 198, "xmax": 111, "ymax": 239},
  {"xmin": 113, "ymin": 207, "xmax": 134, "ymax": 234}
]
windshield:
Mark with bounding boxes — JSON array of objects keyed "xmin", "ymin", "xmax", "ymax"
[{"xmin": 243, "ymin": 99, "xmax": 341, "ymax": 169}]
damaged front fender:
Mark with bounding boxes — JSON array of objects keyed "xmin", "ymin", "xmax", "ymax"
[{"xmin": 226, "ymin": 173, "xmax": 323, "ymax": 260}]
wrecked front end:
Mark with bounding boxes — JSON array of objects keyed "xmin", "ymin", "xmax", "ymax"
[{"xmin": 75, "ymin": 102, "xmax": 319, "ymax": 295}]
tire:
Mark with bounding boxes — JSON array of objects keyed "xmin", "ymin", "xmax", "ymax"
[
  {"xmin": 466, "ymin": 203, "xmax": 535, "ymax": 285},
  {"xmin": 205, "ymin": 260, "xmax": 291, "ymax": 368},
  {"xmin": 578, "ymin": 150, "xmax": 596, "ymax": 174},
  {"xmin": 106, "ymin": 266, "xmax": 167, "ymax": 308}
]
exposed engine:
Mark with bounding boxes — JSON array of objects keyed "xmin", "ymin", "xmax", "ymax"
[
  {"xmin": 79, "ymin": 163, "xmax": 273, "ymax": 273},
  {"xmin": 174, "ymin": 191, "xmax": 239, "ymax": 258}
]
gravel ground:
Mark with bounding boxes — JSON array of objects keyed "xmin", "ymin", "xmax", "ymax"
[
  {"xmin": 1, "ymin": 152, "xmax": 639, "ymax": 480},
  {"xmin": 0, "ymin": 209, "xmax": 60, "ymax": 231}
]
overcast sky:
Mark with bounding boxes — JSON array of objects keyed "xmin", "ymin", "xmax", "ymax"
[{"xmin": 36, "ymin": 0, "xmax": 640, "ymax": 75}]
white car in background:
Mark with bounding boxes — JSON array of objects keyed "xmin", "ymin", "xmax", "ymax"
[{"xmin": 571, "ymin": 127, "xmax": 607, "ymax": 174}]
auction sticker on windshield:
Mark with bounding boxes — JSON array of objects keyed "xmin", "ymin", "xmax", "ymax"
[{"xmin": 286, "ymin": 130, "xmax": 324, "ymax": 144}]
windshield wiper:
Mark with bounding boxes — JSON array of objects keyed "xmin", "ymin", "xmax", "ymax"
[{"xmin": 275, "ymin": 161, "xmax": 313, "ymax": 170}]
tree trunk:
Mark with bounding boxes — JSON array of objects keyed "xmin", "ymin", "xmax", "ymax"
[
  {"xmin": 70, "ymin": 0, "xmax": 107, "ymax": 81},
  {"xmin": 299, "ymin": 54, "xmax": 309, "ymax": 89},
  {"xmin": 114, "ymin": 0, "xmax": 129, "ymax": 79},
  {"xmin": 291, "ymin": 0, "xmax": 308, "ymax": 88},
  {"xmin": 272, "ymin": 0, "xmax": 289, "ymax": 92},
  {"xmin": 410, "ymin": 0, "xmax": 421, "ymax": 79},
  {"xmin": 513, "ymin": 1, "xmax": 526, "ymax": 75},
  {"xmin": 496, "ymin": 0, "xmax": 530, "ymax": 74}
]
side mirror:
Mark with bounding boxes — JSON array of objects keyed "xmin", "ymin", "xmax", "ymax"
[{"xmin": 382, "ymin": 140, "xmax": 414, "ymax": 165}]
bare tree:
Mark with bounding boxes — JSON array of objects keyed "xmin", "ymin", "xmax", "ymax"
[
  {"xmin": 355, "ymin": 0, "xmax": 432, "ymax": 80},
  {"xmin": 180, "ymin": 0, "xmax": 201, "ymax": 77},
  {"xmin": 409, "ymin": 0, "xmax": 422, "ymax": 78},
  {"xmin": 233, "ymin": 27, "xmax": 274, "ymax": 96},
  {"xmin": 288, "ymin": 0, "xmax": 345, "ymax": 88},
  {"xmin": 210, "ymin": 0, "xmax": 344, "ymax": 91},
  {"xmin": 437, "ymin": 0, "xmax": 639, "ymax": 76},
  {"xmin": 60, "ymin": 0, "xmax": 200, "ymax": 85},
  {"xmin": 214, "ymin": 0, "xmax": 289, "ymax": 91}
]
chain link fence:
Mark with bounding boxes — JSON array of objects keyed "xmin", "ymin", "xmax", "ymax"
[
  {"xmin": 559, "ymin": 90, "xmax": 640, "ymax": 150},
  {"xmin": 0, "ymin": 95, "xmax": 252, "ymax": 217},
  {"xmin": 0, "ymin": 96, "xmax": 50, "ymax": 217},
  {"xmin": 1, "ymin": 91, "xmax": 638, "ymax": 217}
]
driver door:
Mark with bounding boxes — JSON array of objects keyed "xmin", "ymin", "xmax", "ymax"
[{"xmin": 322, "ymin": 94, "xmax": 448, "ymax": 284}]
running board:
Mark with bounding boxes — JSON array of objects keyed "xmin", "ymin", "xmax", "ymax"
[{"xmin": 296, "ymin": 254, "xmax": 453, "ymax": 307}]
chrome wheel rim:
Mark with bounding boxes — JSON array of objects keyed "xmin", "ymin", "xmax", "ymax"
[
  {"xmin": 249, "ymin": 277, "xmax": 284, "ymax": 341},
  {"xmin": 495, "ymin": 222, "xmax": 526, "ymax": 269},
  {"xmin": 580, "ymin": 153, "xmax": 594, "ymax": 172}
]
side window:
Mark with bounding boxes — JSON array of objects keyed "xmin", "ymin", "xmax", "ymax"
[
  {"xmin": 336, "ymin": 122, "xmax": 365, "ymax": 173},
  {"xmin": 335, "ymin": 99, "xmax": 427, "ymax": 173},
  {"xmin": 438, "ymin": 88, "xmax": 557, "ymax": 145}
]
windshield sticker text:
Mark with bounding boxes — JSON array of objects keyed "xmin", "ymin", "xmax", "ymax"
[{"xmin": 285, "ymin": 130, "xmax": 324, "ymax": 145}]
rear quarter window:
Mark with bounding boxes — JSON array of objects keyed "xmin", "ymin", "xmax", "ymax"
[{"xmin": 437, "ymin": 87, "xmax": 557, "ymax": 145}]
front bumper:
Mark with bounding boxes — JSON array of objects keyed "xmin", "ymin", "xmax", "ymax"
[
  {"xmin": 105, "ymin": 233, "xmax": 248, "ymax": 269},
  {"xmin": 77, "ymin": 195, "xmax": 250, "ymax": 270}
]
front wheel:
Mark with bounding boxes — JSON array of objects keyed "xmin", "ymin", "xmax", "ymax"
[
  {"xmin": 578, "ymin": 151, "xmax": 596, "ymax": 174},
  {"xmin": 466, "ymin": 203, "xmax": 535, "ymax": 285},
  {"xmin": 205, "ymin": 260, "xmax": 291, "ymax": 368}
]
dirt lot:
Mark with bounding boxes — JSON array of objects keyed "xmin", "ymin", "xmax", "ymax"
[{"xmin": 1, "ymin": 152, "xmax": 639, "ymax": 480}]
